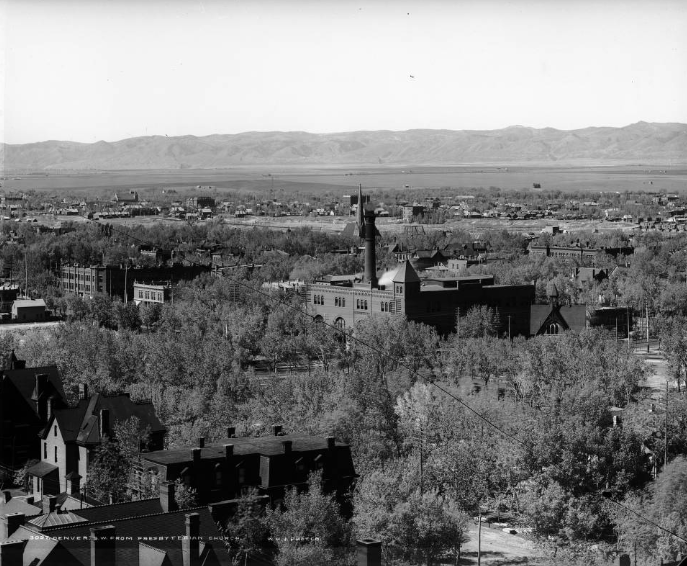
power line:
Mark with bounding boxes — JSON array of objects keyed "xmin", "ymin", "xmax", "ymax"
[
  {"xmin": 87, "ymin": 219, "xmax": 528, "ymax": 448},
  {"xmin": 75, "ymin": 217, "xmax": 685, "ymax": 549}
]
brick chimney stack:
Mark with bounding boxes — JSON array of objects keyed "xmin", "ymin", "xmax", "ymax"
[
  {"xmin": 90, "ymin": 525, "xmax": 116, "ymax": 566},
  {"xmin": 160, "ymin": 481, "xmax": 177, "ymax": 513},
  {"xmin": 357, "ymin": 539, "xmax": 382, "ymax": 566},
  {"xmin": 182, "ymin": 513, "xmax": 200, "ymax": 566}
]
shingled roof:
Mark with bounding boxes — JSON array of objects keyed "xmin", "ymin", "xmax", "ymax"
[
  {"xmin": 3, "ymin": 366, "xmax": 66, "ymax": 418},
  {"xmin": 45, "ymin": 393, "xmax": 166, "ymax": 444},
  {"xmin": 392, "ymin": 260, "xmax": 421, "ymax": 284}
]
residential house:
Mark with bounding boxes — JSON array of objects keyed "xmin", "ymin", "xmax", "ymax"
[
  {"xmin": 0, "ymin": 494, "xmax": 233, "ymax": 566},
  {"xmin": 27, "ymin": 386, "xmax": 166, "ymax": 500},
  {"xmin": 572, "ymin": 267, "xmax": 609, "ymax": 289},
  {"xmin": 0, "ymin": 356, "xmax": 68, "ymax": 469}
]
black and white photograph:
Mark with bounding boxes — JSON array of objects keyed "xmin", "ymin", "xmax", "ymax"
[{"xmin": 1, "ymin": 0, "xmax": 686, "ymax": 564}]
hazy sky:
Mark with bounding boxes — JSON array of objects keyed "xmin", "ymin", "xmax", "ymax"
[{"xmin": 2, "ymin": 0, "xmax": 686, "ymax": 144}]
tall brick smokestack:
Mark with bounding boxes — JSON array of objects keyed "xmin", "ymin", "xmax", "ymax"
[
  {"xmin": 364, "ymin": 209, "xmax": 378, "ymax": 288},
  {"xmin": 357, "ymin": 184, "xmax": 365, "ymax": 238}
]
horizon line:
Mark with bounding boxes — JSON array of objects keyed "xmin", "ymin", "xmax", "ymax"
[{"xmin": 4, "ymin": 120, "xmax": 686, "ymax": 146}]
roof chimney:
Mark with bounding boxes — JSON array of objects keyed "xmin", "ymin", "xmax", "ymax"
[
  {"xmin": 2, "ymin": 491, "xmax": 11, "ymax": 504},
  {"xmin": 160, "ymin": 481, "xmax": 177, "ymax": 513},
  {"xmin": 224, "ymin": 444, "xmax": 234, "ymax": 459},
  {"xmin": 46, "ymin": 495, "xmax": 57, "ymax": 513},
  {"xmin": 79, "ymin": 383, "xmax": 89, "ymax": 400},
  {"xmin": 0, "ymin": 540, "xmax": 24, "ymax": 566},
  {"xmin": 226, "ymin": 426, "xmax": 236, "ymax": 438},
  {"xmin": 1, "ymin": 512, "xmax": 25, "ymax": 539},
  {"xmin": 66, "ymin": 472, "xmax": 81, "ymax": 496},
  {"xmin": 198, "ymin": 437, "xmax": 205, "ymax": 449},
  {"xmin": 272, "ymin": 425, "xmax": 282, "ymax": 436},
  {"xmin": 192, "ymin": 447, "xmax": 201, "ymax": 464},
  {"xmin": 34, "ymin": 374, "xmax": 48, "ymax": 398},
  {"xmin": 46, "ymin": 396, "xmax": 55, "ymax": 423},
  {"xmin": 327, "ymin": 436, "xmax": 336, "ymax": 450},
  {"xmin": 182, "ymin": 513, "xmax": 200, "ymax": 566},
  {"xmin": 90, "ymin": 525, "xmax": 116, "ymax": 566},
  {"xmin": 99, "ymin": 409, "xmax": 109, "ymax": 439},
  {"xmin": 357, "ymin": 539, "xmax": 382, "ymax": 566},
  {"xmin": 282, "ymin": 440, "xmax": 292, "ymax": 454}
]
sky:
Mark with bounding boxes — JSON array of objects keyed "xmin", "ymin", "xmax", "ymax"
[{"xmin": 1, "ymin": 0, "xmax": 686, "ymax": 144}]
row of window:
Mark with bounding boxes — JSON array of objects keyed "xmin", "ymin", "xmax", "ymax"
[
  {"xmin": 380, "ymin": 302, "xmax": 392, "ymax": 312},
  {"xmin": 334, "ymin": 297, "xmax": 346, "ymax": 307},
  {"xmin": 137, "ymin": 290, "xmax": 164, "ymax": 301},
  {"xmin": 313, "ymin": 294, "xmax": 324, "ymax": 305},
  {"xmin": 356, "ymin": 299, "xmax": 368, "ymax": 310}
]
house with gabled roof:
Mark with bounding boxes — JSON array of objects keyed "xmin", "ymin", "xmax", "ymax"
[
  {"xmin": 530, "ymin": 282, "xmax": 587, "ymax": 336},
  {"xmin": 27, "ymin": 385, "xmax": 166, "ymax": 500},
  {"xmin": 0, "ymin": 490, "xmax": 232, "ymax": 565},
  {"xmin": 0, "ymin": 354, "xmax": 68, "ymax": 469}
]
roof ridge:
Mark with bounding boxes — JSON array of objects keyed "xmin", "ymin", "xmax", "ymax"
[
  {"xmin": 85, "ymin": 497, "xmax": 158, "ymax": 509},
  {"xmin": 44, "ymin": 504, "xmax": 209, "ymax": 531}
]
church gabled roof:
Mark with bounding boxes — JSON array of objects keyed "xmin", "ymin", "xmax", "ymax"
[{"xmin": 392, "ymin": 260, "xmax": 421, "ymax": 284}]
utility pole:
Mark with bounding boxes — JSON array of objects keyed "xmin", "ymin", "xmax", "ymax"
[
  {"xmin": 419, "ymin": 421, "xmax": 423, "ymax": 496},
  {"xmin": 646, "ymin": 299, "xmax": 650, "ymax": 354},
  {"xmin": 665, "ymin": 380, "xmax": 669, "ymax": 470},
  {"xmin": 24, "ymin": 250, "xmax": 28, "ymax": 298},
  {"xmin": 627, "ymin": 307, "xmax": 631, "ymax": 355},
  {"xmin": 477, "ymin": 511, "xmax": 482, "ymax": 566}
]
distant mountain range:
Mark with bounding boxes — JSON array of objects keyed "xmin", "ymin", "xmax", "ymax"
[{"xmin": 2, "ymin": 122, "xmax": 686, "ymax": 170}]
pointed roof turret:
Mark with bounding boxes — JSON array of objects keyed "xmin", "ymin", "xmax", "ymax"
[{"xmin": 392, "ymin": 260, "xmax": 421, "ymax": 284}]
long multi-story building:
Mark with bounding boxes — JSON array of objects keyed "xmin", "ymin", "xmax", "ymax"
[
  {"xmin": 307, "ymin": 205, "xmax": 534, "ymax": 336},
  {"xmin": 528, "ymin": 244, "xmax": 634, "ymax": 261},
  {"xmin": 60, "ymin": 264, "xmax": 210, "ymax": 302}
]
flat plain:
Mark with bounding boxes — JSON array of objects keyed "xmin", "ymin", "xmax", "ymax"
[{"xmin": 3, "ymin": 165, "xmax": 686, "ymax": 197}]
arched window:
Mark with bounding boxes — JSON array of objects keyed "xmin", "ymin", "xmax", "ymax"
[
  {"xmin": 334, "ymin": 317, "xmax": 346, "ymax": 330},
  {"xmin": 335, "ymin": 297, "xmax": 339, "ymax": 307},
  {"xmin": 546, "ymin": 323, "xmax": 560, "ymax": 335},
  {"xmin": 214, "ymin": 463, "xmax": 222, "ymax": 487},
  {"xmin": 341, "ymin": 297, "xmax": 345, "ymax": 307}
]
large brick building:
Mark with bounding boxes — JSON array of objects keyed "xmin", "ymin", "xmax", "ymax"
[
  {"xmin": 307, "ymin": 206, "xmax": 534, "ymax": 336},
  {"xmin": 60, "ymin": 264, "xmax": 210, "ymax": 302},
  {"xmin": 138, "ymin": 426, "xmax": 357, "ymax": 508},
  {"xmin": 528, "ymin": 244, "xmax": 634, "ymax": 261}
]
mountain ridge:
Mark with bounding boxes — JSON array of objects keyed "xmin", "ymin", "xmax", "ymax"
[{"xmin": 2, "ymin": 122, "xmax": 686, "ymax": 170}]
